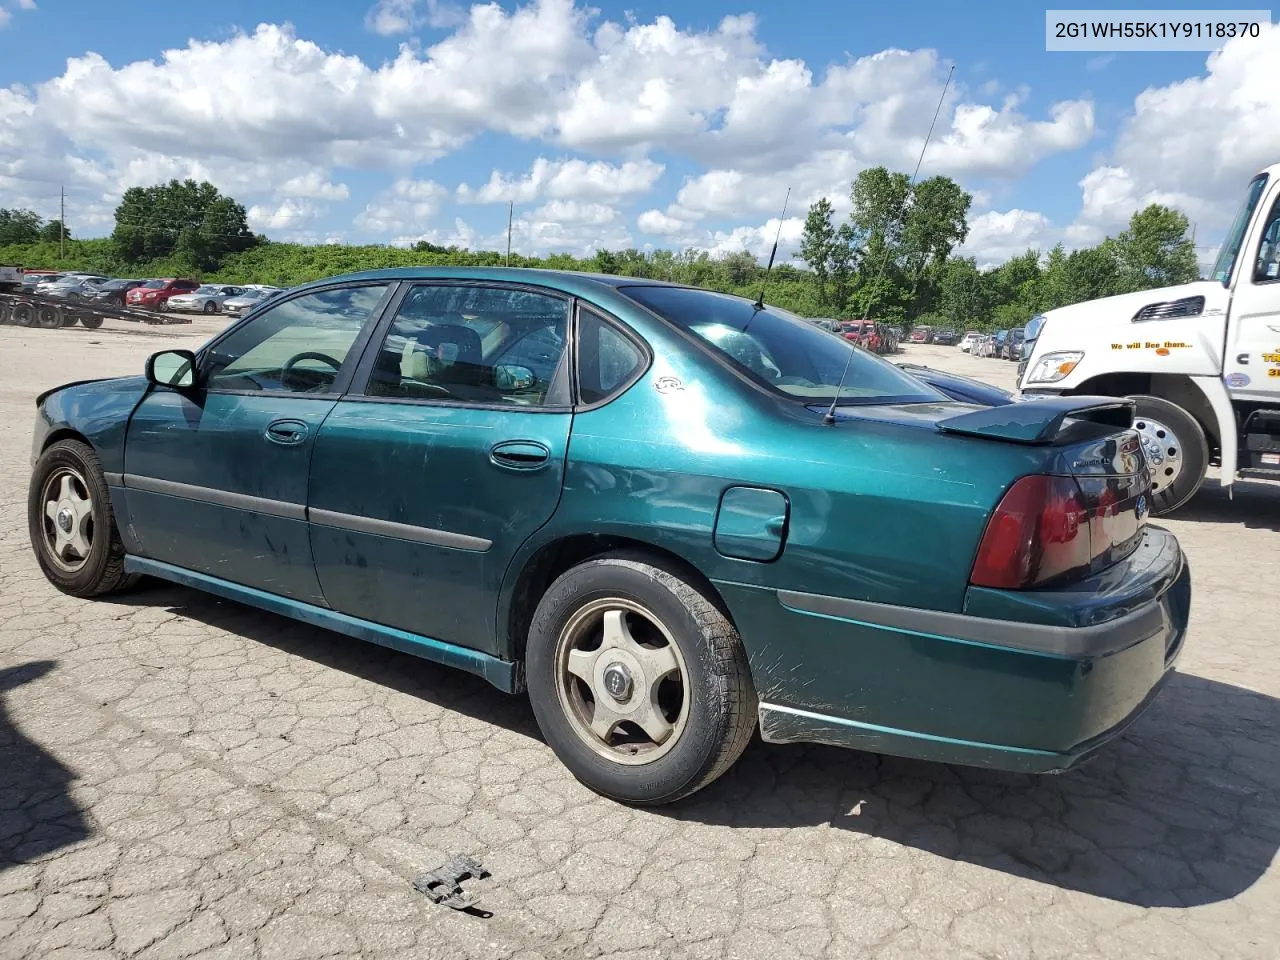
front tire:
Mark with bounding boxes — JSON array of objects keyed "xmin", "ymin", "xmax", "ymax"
[
  {"xmin": 526, "ymin": 555, "xmax": 757, "ymax": 805},
  {"xmin": 203, "ymin": 301, "xmax": 218, "ymax": 314},
  {"xmin": 1128, "ymin": 394, "xmax": 1209, "ymax": 516},
  {"xmin": 28, "ymin": 439, "xmax": 138, "ymax": 597}
]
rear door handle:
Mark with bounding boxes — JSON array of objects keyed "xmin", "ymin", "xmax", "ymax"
[
  {"xmin": 265, "ymin": 419, "xmax": 309, "ymax": 445},
  {"xmin": 490, "ymin": 440, "xmax": 551, "ymax": 470}
]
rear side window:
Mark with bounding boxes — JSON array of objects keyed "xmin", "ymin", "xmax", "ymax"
[{"xmin": 577, "ymin": 307, "xmax": 646, "ymax": 405}]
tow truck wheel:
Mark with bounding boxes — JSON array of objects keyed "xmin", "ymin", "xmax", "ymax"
[{"xmin": 1128, "ymin": 395, "xmax": 1209, "ymax": 516}]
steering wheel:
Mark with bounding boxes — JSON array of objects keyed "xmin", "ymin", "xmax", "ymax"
[{"xmin": 281, "ymin": 351, "xmax": 342, "ymax": 390}]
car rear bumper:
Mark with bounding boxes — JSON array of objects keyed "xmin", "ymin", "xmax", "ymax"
[{"xmin": 717, "ymin": 525, "xmax": 1190, "ymax": 773}]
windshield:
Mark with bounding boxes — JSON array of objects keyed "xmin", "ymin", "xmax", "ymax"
[
  {"xmin": 194, "ymin": 285, "xmax": 220, "ymax": 294},
  {"xmin": 142, "ymin": 280, "xmax": 168, "ymax": 289},
  {"xmin": 619, "ymin": 285, "xmax": 944, "ymax": 406},
  {"xmin": 1212, "ymin": 175, "xmax": 1268, "ymax": 284}
]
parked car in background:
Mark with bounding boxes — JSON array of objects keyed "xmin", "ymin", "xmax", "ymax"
[
  {"xmin": 959, "ymin": 331, "xmax": 982, "ymax": 353},
  {"xmin": 990, "ymin": 329, "xmax": 1009, "ymax": 358},
  {"xmin": 21, "ymin": 270, "xmax": 61, "ymax": 291},
  {"xmin": 932, "ymin": 328, "xmax": 957, "ymax": 346},
  {"xmin": 42, "ymin": 275, "xmax": 109, "ymax": 301},
  {"xmin": 85, "ymin": 279, "xmax": 146, "ymax": 308},
  {"xmin": 1002, "ymin": 328, "xmax": 1026, "ymax": 361},
  {"xmin": 896, "ymin": 363, "xmax": 1018, "ymax": 406},
  {"xmin": 126, "ymin": 278, "xmax": 201, "ymax": 311},
  {"xmin": 222, "ymin": 287, "xmax": 286, "ymax": 317},
  {"xmin": 27, "ymin": 267, "xmax": 1188, "ymax": 805},
  {"xmin": 839, "ymin": 320, "xmax": 868, "ymax": 345},
  {"xmin": 166, "ymin": 284, "xmax": 248, "ymax": 314},
  {"xmin": 907, "ymin": 324, "xmax": 933, "ymax": 344}
]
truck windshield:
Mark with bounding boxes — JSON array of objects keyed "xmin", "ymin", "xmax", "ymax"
[{"xmin": 1212, "ymin": 175, "xmax": 1268, "ymax": 284}]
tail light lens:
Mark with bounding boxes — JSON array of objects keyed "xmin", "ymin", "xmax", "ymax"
[{"xmin": 970, "ymin": 473, "xmax": 1145, "ymax": 589}]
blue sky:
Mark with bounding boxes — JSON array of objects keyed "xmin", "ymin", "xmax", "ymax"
[{"xmin": 1, "ymin": 0, "xmax": 1276, "ymax": 266}]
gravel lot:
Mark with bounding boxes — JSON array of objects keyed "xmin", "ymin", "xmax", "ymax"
[{"xmin": 2, "ymin": 321, "xmax": 1278, "ymax": 960}]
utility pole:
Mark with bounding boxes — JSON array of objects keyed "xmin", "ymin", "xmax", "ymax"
[
  {"xmin": 59, "ymin": 186, "xmax": 65, "ymax": 260},
  {"xmin": 505, "ymin": 201, "xmax": 513, "ymax": 267}
]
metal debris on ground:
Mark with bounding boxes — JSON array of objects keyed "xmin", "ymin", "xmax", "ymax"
[{"xmin": 412, "ymin": 854, "xmax": 491, "ymax": 910}]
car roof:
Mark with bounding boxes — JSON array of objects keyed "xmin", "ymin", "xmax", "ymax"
[{"xmin": 286, "ymin": 266, "xmax": 689, "ymax": 301}]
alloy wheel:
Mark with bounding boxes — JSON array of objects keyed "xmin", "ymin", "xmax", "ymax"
[
  {"xmin": 554, "ymin": 597, "xmax": 690, "ymax": 765},
  {"xmin": 40, "ymin": 468, "xmax": 95, "ymax": 572}
]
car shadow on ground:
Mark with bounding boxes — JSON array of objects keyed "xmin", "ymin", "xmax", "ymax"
[
  {"xmin": 0, "ymin": 660, "xmax": 92, "ymax": 868},
  {"xmin": 687, "ymin": 671, "xmax": 1279, "ymax": 909},
  {"xmin": 1174, "ymin": 477, "xmax": 1280, "ymax": 532},
  {"xmin": 120, "ymin": 582, "xmax": 1278, "ymax": 910}
]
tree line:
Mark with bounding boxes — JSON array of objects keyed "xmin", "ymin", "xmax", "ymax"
[
  {"xmin": 797, "ymin": 166, "xmax": 1200, "ymax": 330},
  {"xmin": 0, "ymin": 171, "xmax": 1201, "ymax": 329}
]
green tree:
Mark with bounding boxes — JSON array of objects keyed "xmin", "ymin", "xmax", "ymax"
[
  {"xmin": 936, "ymin": 257, "xmax": 988, "ymax": 328},
  {"xmin": 1112, "ymin": 203, "xmax": 1200, "ymax": 291},
  {"xmin": 39, "ymin": 219, "xmax": 70, "ymax": 243},
  {"xmin": 900, "ymin": 176, "xmax": 972, "ymax": 295},
  {"xmin": 0, "ymin": 208, "xmax": 43, "ymax": 245},
  {"xmin": 112, "ymin": 179, "xmax": 257, "ymax": 269},
  {"xmin": 799, "ymin": 197, "xmax": 856, "ymax": 313}
]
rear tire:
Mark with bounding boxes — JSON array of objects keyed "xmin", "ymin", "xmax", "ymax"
[
  {"xmin": 79, "ymin": 315, "xmax": 103, "ymax": 329},
  {"xmin": 526, "ymin": 554, "xmax": 757, "ymax": 805},
  {"xmin": 28, "ymin": 439, "xmax": 139, "ymax": 598},
  {"xmin": 35, "ymin": 304, "xmax": 61, "ymax": 329},
  {"xmin": 12, "ymin": 302, "xmax": 33, "ymax": 326},
  {"xmin": 1128, "ymin": 394, "xmax": 1208, "ymax": 516}
]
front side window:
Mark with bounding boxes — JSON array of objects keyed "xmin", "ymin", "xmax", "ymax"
[
  {"xmin": 203, "ymin": 284, "xmax": 390, "ymax": 394},
  {"xmin": 365, "ymin": 284, "xmax": 570, "ymax": 406},
  {"xmin": 1253, "ymin": 195, "xmax": 1280, "ymax": 283},
  {"xmin": 1213, "ymin": 175, "xmax": 1268, "ymax": 284},
  {"xmin": 620, "ymin": 285, "xmax": 943, "ymax": 406}
]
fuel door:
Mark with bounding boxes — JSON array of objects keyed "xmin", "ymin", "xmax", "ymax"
[{"xmin": 713, "ymin": 486, "xmax": 790, "ymax": 562}]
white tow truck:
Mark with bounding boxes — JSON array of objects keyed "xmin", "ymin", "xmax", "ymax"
[{"xmin": 1018, "ymin": 162, "xmax": 1280, "ymax": 515}]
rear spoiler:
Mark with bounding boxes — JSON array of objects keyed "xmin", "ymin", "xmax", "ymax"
[{"xmin": 937, "ymin": 395, "xmax": 1134, "ymax": 445}]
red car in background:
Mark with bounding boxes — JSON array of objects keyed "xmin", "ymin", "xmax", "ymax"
[{"xmin": 125, "ymin": 278, "xmax": 199, "ymax": 311}]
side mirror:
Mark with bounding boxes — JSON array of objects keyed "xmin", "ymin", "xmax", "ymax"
[
  {"xmin": 494, "ymin": 363, "xmax": 535, "ymax": 391},
  {"xmin": 145, "ymin": 349, "xmax": 197, "ymax": 389}
]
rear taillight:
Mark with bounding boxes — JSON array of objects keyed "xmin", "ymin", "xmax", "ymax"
[{"xmin": 970, "ymin": 474, "xmax": 1135, "ymax": 589}]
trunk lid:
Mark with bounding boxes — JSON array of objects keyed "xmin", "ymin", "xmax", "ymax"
[{"xmin": 815, "ymin": 396, "xmax": 1151, "ymax": 585}]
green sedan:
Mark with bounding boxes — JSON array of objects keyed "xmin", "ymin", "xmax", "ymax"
[{"xmin": 27, "ymin": 268, "xmax": 1189, "ymax": 804}]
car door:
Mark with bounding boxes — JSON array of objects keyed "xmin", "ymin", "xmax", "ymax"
[
  {"xmin": 122, "ymin": 282, "xmax": 394, "ymax": 603},
  {"xmin": 306, "ymin": 281, "xmax": 574, "ymax": 654},
  {"xmin": 1223, "ymin": 184, "xmax": 1280, "ymax": 401}
]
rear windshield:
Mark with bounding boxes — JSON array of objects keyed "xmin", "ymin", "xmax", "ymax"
[{"xmin": 619, "ymin": 285, "xmax": 943, "ymax": 406}]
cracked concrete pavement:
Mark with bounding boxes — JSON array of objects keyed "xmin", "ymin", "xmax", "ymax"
[{"xmin": 1, "ymin": 320, "xmax": 1278, "ymax": 959}]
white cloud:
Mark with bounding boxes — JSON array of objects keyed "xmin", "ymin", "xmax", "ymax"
[
  {"xmin": 637, "ymin": 208, "xmax": 692, "ymax": 236},
  {"xmin": 355, "ymin": 178, "xmax": 449, "ymax": 234},
  {"xmin": 248, "ymin": 198, "xmax": 323, "ymax": 233},
  {"xmin": 1, "ymin": 2, "xmax": 1103, "ymax": 247},
  {"xmin": 365, "ymin": 0, "xmax": 466, "ymax": 35},
  {"xmin": 278, "ymin": 170, "xmax": 350, "ymax": 201},
  {"xmin": 457, "ymin": 157, "xmax": 664, "ymax": 204},
  {"xmin": 704, "ymin": 216, "xmax": 805, "ymax": 260},
  {"xmin": 390, "ymin": 216, "xmax": 478, "ymax": 249},
  {"xmin": 528, "ymin": 199, "xmax": 617, "ymax": 225},
  {"xmin": 959, "ymin": 209, "xmax": 1059, "ymax": 268},
  {"xmin": 1069, "ymin": 23, "xmax": 1280, "ymax": 245}
]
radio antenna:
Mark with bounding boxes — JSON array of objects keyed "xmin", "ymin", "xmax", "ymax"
[
  {"xmin": 823, "ymin": 63, "xmax": 954, "ymax": 426},
  {"xmin": 753, "ymin": 187, "xmax": 791, "ymax": 310}
]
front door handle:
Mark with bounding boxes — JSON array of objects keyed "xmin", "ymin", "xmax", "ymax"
[
  {"xmin": 265, "ymin": 419, "xmax": 309, "ymax": 445},
  {"xmin": 490, "ymin": 440, "xmax": 551, "ymax": 470}
]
